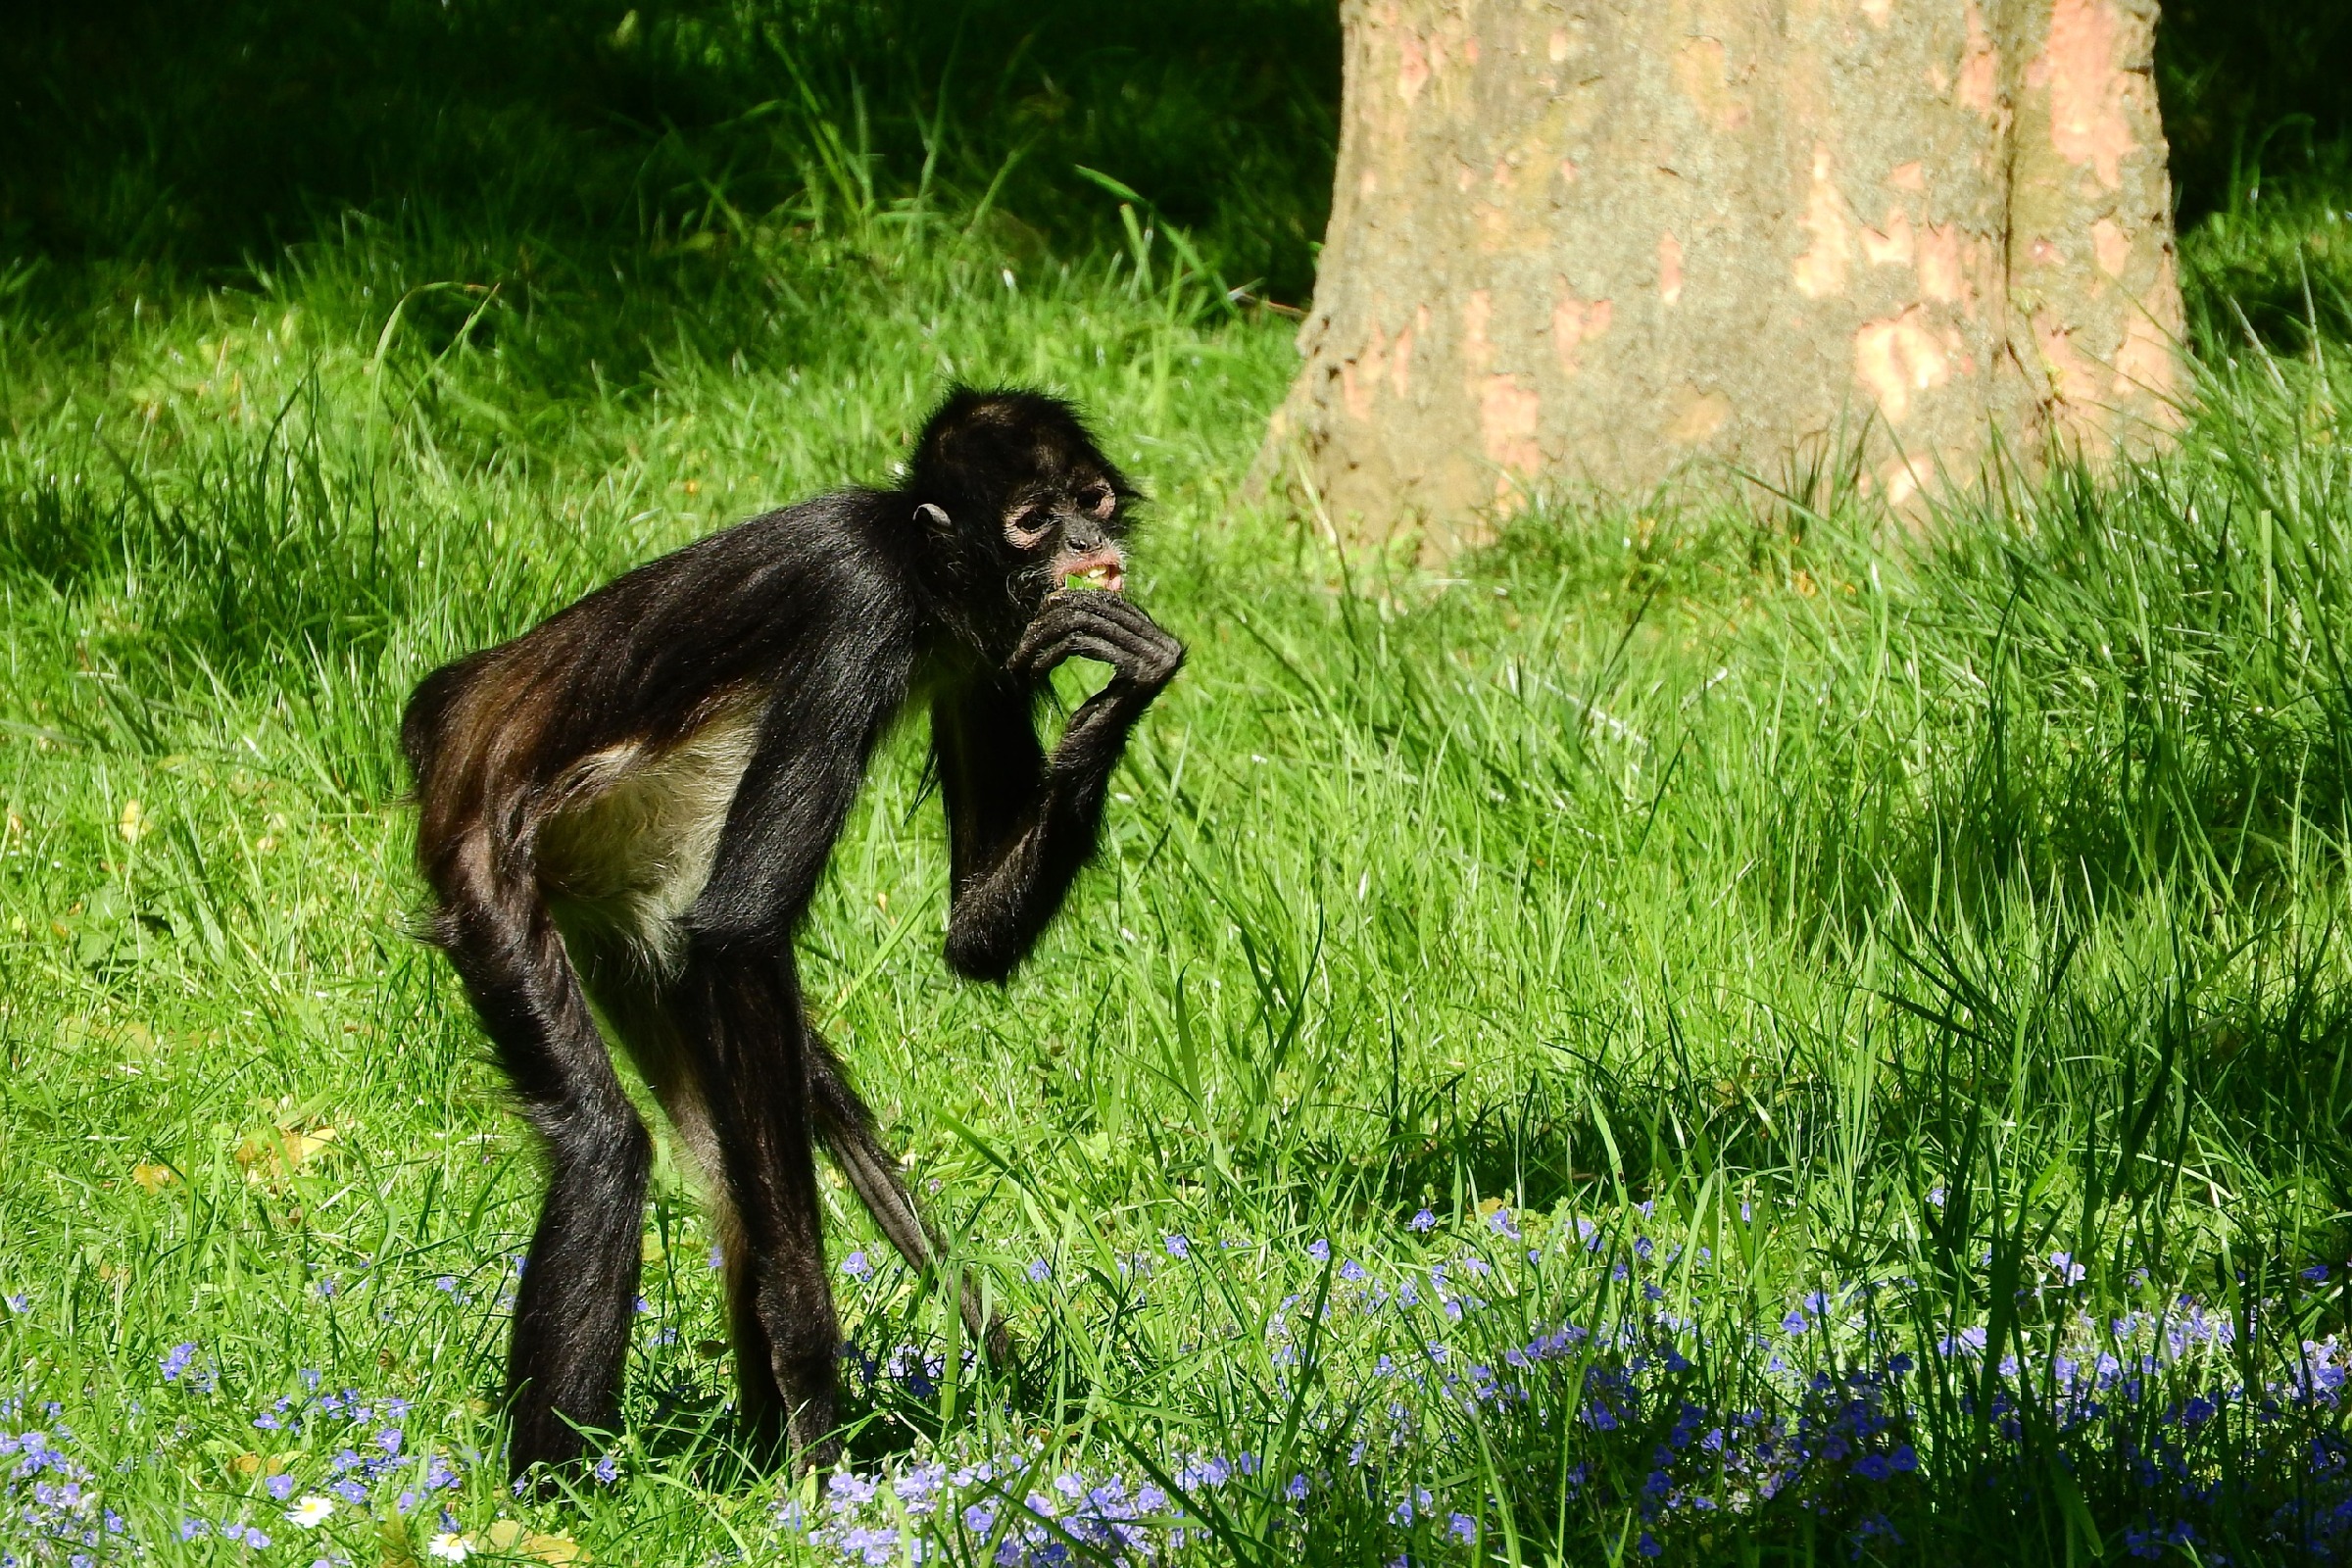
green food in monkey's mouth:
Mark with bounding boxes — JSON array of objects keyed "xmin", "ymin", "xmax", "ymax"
[{"xmin": 1064, "ymin": 560, "xmax": 1124, "ymax": 593}]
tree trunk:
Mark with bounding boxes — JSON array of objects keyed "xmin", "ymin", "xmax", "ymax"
[{"xmin": 1259, "ymin": 0, "xmax": 2187, "ymax": 558}]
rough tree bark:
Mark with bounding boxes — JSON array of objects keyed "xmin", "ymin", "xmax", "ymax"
[{"xmin": 1259, "ymin": 0, "xmax": 2187, "ymax": 557}]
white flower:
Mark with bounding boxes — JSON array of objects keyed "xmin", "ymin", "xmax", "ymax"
[
  {"xmin": 286, "ymin": 1494, "xmax": 334, "ymax": 1528},
  {"xmin": 426, "ymin": 1532, "xmax": 473, "ymax": 1562}
]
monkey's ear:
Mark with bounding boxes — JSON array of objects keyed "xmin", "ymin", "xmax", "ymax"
[{"xmin": 915, "ymin": 503, "xmax": 952, "ymax": 530}]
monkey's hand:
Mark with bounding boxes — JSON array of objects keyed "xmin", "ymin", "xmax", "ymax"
[{"xmin": 1008, "ymin": 590, "xmax": 1185, "ymax": 695}]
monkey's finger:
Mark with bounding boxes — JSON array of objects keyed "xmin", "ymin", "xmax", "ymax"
[
  {"xmin": 1048, "ymin": 632, "xmax": 1133, "ymax": 672},
  {"xmin": 1068, "ymin": 611, "xmax": 1182, "ymax": 673},
  {"xmin": 1010, "ymin": 628, "xmax": 1109, "ymax": 676},
  {"xmin": 1010, "ymin": 609, "xmax": 1089, "ymax": 670},
  {"xmin": 1073, "ymin": 591, "xmax": 1165, "ymax": 636}
]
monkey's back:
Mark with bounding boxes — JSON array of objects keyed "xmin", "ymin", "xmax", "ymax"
[{"xmin": 401, "ymin": 491, "xmax": 915, "ymax": 919}]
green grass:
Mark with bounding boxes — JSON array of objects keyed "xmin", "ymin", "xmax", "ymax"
[{"xmin": 7, "ymin": 5, "xmax": 2352, "ymax": 1565}]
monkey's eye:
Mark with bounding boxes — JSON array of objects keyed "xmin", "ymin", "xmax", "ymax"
[
  {"xmin": 1004, "ymin": 506, "xmax": 1054, "ymax": 550},
  {"xmin": 1080, "ymin": 484, "xmax": 1114, "ymax": 517}
]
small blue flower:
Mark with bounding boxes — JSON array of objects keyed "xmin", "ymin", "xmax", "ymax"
[
  {"xmin": 1026, "ymin": 1259, "xmax": 1052, "ymax": 1284},
  {"xmin": 266, "ymin": 1474, "xmax": 296, "ymax": 1500},
  {"xmin": 593, "ymin": 1454, "xmax": 619, "ymax": 1484},
  {"xmin": 1164, "ymin": 1233, "xmax": 1191, "ymax": 1260},
  {"xmin": 1408, "ymin": 1208, "xmax": 1436, "ymax": 1232},
  {"xmin": 841, "ymin": 1250, "xmax": 873, "ymax": 1282},
  {"xmin": 1781, "ymin": 1309, "xmax": 1808, "ymax": 1336},
  {"xmin": 160, "ymin": 1343, "xmax": 200, "ymax": 1382},
  {"xmin": 1447, "ymin": 1513, "xmax": 1478, "ymax": 1544},
  {"xmin": 1307, "ymin": 1239, "xmax": 1331, "ymax": 1264}
]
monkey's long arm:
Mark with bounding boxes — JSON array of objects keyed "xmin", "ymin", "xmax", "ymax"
[
  {"xmin": 934, "ymin": 594, "xmax": 1181, "ymax": 980},
  {"xmin": 686, "ymin": 624, "xmax": 912, "ymax": 949}
]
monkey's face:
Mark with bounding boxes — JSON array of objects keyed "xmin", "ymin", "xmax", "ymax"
[
  {"xmin": 906, "ymin": 388, "xmax": 1140, "ymax": 627},
  {"xmin": 1001, "ymin": 470, "xmax": 1128, "ymax": 598}
]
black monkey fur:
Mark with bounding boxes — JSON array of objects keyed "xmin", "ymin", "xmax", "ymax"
[{"xmin": 400, "ymin": 388, "xmax": 1183, "ymax": 1480}]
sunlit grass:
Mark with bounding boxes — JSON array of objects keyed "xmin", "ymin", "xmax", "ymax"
[{"xmin": 7, "ymin": 23, "xmax": 2352, "ymax": 1562}]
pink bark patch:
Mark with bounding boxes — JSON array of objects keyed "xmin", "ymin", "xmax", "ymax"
[
  {"xmin": 1672, "ymin": 37, "xmax": 1749, "ymax": 130},
  {"xmin": 1392, "ymin": 307, "xmax": 1426, "ymax": 398},
  {"xmin": 1793, "ymin": 144, "xmax": 1853, "ymax": 299},
  {"xmin": 1917, "ymin": 224, "xmax": 1965, "ymax": 305},
  {"xmin": 1398, "ymin": 35, "xmax": 1432, "ymax": 103},
  {"xmin": 1343, "ymin": 321, "xmax": 1391, "ymax": 420},
  {"xmin": 1957, "ymin": 2, "xmax": 1998, "ymax": 117},
  {"xmin": 2091, "ymin": 219, "xmax": 2131, "ymax": 277},
  {"xmin": 1552, "ymin": 284, "xmax": 1614, "ymax": 372},
  {"xmin": 2034, "ymin": 313, "xmax": 2104, "ymax": 408},
  {"xmin": 1461, "ymin": 288, "xmax": 1494, "ymax": 368},
  {"xmin": 1480, "ymin": 375, "xmax": 1544, "ymax": 476},
  {"xmin": 1658, "ymin": 234, "xmax": 1685, "ymax": 306},
  {"xmin": 1861, "ymin": 210, "xmax": 1915, "ymax": 268},
  {"xmin": 2031, "ymin": 0, "xmax": 2135, "ymax": 190},
  {"xmin": 1854, "ymin": 307, "xmax": 1956, "ymax": 424},
  {"xmin": 2113, "ymin": 311, "xmax": 2176, "ymax": 401}
]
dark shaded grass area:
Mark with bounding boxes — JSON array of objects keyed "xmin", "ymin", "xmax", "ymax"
[{"xmin": 5, "ymin": 0, "xmax": 1338, "ymax": 303}]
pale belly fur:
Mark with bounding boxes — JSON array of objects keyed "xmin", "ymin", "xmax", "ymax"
[{"xmin": 535, "ymin": 698, "xmax": 764, "ymax": 985}]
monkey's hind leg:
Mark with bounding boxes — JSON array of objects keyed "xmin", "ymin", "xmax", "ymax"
[
  {"xmin": 672, "ymin": 941, "xmax": 842, "ymax": 1469},
  {"xmin": 807, "ymin": 1033, "xmax": 1012, "ymax": 1365},
  {"xmin": 570, "ymin": 961, "xmax": 794, "ymax": 1470},
  {"xmin": 429, "ymin": 848, "xmax": 652, "ymax": 1485}
]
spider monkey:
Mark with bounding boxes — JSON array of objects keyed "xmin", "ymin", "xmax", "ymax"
[{"xmin": 400, "ymin": 388, "xmax": 1183, "ymax": 1481}]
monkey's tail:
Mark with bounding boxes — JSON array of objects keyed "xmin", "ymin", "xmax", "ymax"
[{"xmin": 806, "ymin": 1033, "xmax": 1013, "ymax": 1366}]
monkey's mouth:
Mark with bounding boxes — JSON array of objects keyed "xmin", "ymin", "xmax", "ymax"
[{"xmin": 1058, "ymin": 550, "xmax": 1126, "ymax": 594}]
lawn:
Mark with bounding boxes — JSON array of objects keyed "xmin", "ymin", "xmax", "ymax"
[{"xmin": 5, "ymin": 3, "xmax": 2352, "ymax": 1564}]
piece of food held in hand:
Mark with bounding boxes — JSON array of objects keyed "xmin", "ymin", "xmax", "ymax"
[{"xmin": 399, "ymin": 387, "xmax": 1182, "ymax": 1487}]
